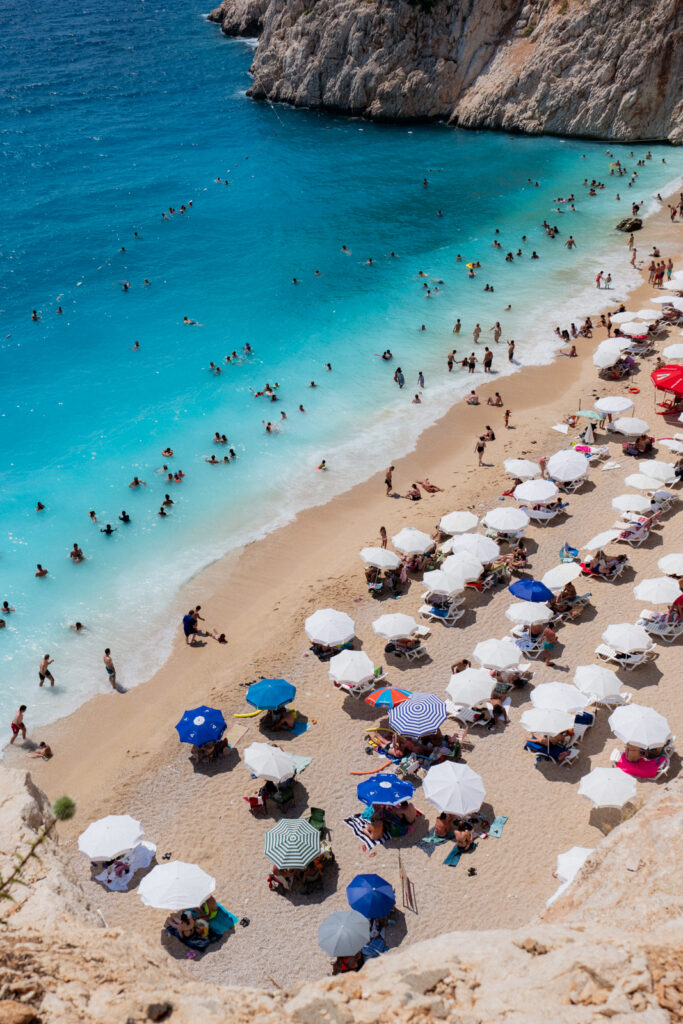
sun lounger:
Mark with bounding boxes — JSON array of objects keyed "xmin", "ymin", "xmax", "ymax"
[
  {"xmin": 613, "ymin": 521, "xmax": 655, "ymax": 548},
  {"xmin": 651, "ymin": 491, "xmax": 679, "ymax": 513},
  {"xmin": 591, "ymin": 691, "xmax": 631, "ymax": 709},
  {"xmin": 637, "ymin": 613, "xmax": 683, "ymax": 643},
  {"xmin": 337, "ymin": 677, "xmax": 377, "ymax": 698},
  {"xmin": 594, "ymin": 644, "xmax": 656, "ymax": 670},
  {"xmin": 571, "ymin": 711, "xmax": 595, "ymax": 744},
  {"xmin": 519, "ymin": 504, "xmax": 569, "ymax": 526},
  {"xmin": 556, "ymin": 478, "xmax": 586, "ymax": 494},
  {"xmin": 419, "ymin": 603, "xmax": 464, "ymax": 626},
  {"xmin": 506, "ymin": 632, "xmax": 544, "ymax": 658},
  {"xmin": 580, "ymin": 559, "xmax": 630, "ymax": 582},
  {"xmin": 445, "ymin": 699, "xmax": 485, "ymax": 727},
  {"xmin": 524, "ymin": 740, "xmax": 579, "ymax": 766}
]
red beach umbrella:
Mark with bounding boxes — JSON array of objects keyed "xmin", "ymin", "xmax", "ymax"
[
  {"xmin": 651, "ymin": 365, "xmax": 683, "ymax": 396},
  {"xmin": 365, "ymin": 687, "xmax": 412, "ymax": 709}
]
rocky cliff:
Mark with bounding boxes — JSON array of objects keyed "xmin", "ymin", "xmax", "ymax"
[
  {"xmin": 208, "ymin": 0, "xmax": 683, "ymax": 143},
  {"xmin": 1, "ymin": 767, "xmax": 682, "ymax": 1023}
]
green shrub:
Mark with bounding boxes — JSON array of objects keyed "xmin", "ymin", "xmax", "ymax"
[{"xmin": 52, "ymin": 795, "xmax": 77, "ymax": 821}]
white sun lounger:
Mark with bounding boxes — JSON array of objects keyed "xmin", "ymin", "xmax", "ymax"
[
  {"xmin": 419, "ymin": 603, "xmax": 465, "ymax": 627},
  {"xmin": 637, "ymin": 613, "xmax": 683, "ymax": 644},
  {"xmin": 594, "ymin": 644, "xmax": 656, "ymax": 670}
]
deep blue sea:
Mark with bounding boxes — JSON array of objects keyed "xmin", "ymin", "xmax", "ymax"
[{"xmin": 1, "ymin": 0, "xmax": 681, "ymax": 733}]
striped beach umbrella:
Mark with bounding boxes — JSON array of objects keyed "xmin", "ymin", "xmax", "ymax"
[
  {"xmin": 264, "ymin": 819, "xmax": 321, "ymax": 869},
  {"xmin": 364, "ymin": 687, "xmax": 411, "ymax": 709},
  {"xmin": 389, "ymin": 692, "xmax": 447, "ymax": 738}
]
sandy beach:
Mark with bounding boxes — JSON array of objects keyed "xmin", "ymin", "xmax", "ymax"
[{"xmin": 14, "ymin": 202, "xmax": 683, "ymax": 989}]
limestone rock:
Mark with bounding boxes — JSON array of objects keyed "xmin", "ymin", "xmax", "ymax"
[
  {"xmin": 616, "ymin": 217, "xmax": 643, "ymax": 232},
  {"xmin": 208, "ymin": 0, "xmax": 683, "ymax": 142}
]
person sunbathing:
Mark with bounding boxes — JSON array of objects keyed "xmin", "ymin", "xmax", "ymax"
[
  {"xmin": 268, "ymin": 707, "xmax": 296, "ymax": 731},
  {"xmin": 363, "ymin": 814, "xmax": 385, "ymax": 842},
  {"xmin": 418, "ymin": 479, "xmax": 444, "ymax": 492},
  {"xmin": 332, "ymin": 951, "xmax": 364, "ymax": 974},
  {"xmin": 549, "ymin": 582, "xmax": 577, "ymax": 613},
  {"xmin": 451, "ymin": 658, "xmax": 471, "ymax": 674},
  {"xmin": 395, "ymin": 636, "xmax": 419, "ymax": 651},
  {"xmin": 434, "ymin": 812, "xmax": 455, "ymax": 838},
  {"xmin": 452, "ymin": 821, "xmax": 474, "ymax": 851},
  {"xmin": 393, "ymin": 801, "xmax": 417, "ymax": 824},
  {"xmin": 167, "ymin": 911, "xmax": 196, "ymax": 939},
  {"xmin": 529, "ymin": 732, "xmax": 573, "ymax": 762}
]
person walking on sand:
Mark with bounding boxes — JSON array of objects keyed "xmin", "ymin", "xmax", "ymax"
[
  {"xmin": 385, "ymin": 465, "xmax": 394, "ymax": 496},
  {"xmin": 380, "ymin": 526, "xmax": 388, "ymax": 549},
  {"xmin": 541, "ymin": 624, "xmax": 558, "ymax": 667},
  {"xmin": 475, "ymin": 437, "xmax": 486, "ymax": 466},
  {"xmin": 10, "ymin": 705, "xmax": 27, "ymax": 744},
  {"xmin": 103, "ymin": 648, "xmax": 117, "ymax": 689},
  {"xmin": 183, "ymin": 609, "xmax": 198, "ymax": 645},
  {"xmin": 630, "ymin": 247, "xmax": 637, "ymax": 268},
  {"xmin": 39, "ymin": 654, "xmax": 55, "ymax": 687},
  {"xmin": 504, "ymin": 409, "xmax": 511, "ymax": 428}
]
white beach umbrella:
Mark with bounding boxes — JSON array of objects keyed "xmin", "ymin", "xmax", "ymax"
[
  {"xmin": 658, "ymin": 553, "xmax": 683, "ymax": 576},
  {"xmin": 423, "ymin": 762, "xmax": 486, "ymax": 816},
  {"xmin": 439, "ymin": 510, "xmax": 478, "ymax": 534},
  {"xmin": 632, "ymin": 309, "xmax": 659, "ymax": 321},
  {"xmin": 633, "ymin": 576, "xmax": 681, "ymax": 605},
  {"xmin": 583, "ymin": 529, "xmax": 621, "ymax": 551},
  {"xmin": 541, "ymin": 562, "xmax": 582, "ymax": 591},
  {"xmin": 663, "ymin": 343, "xmax": 683, "ymax": 360},
  {"xmin": 513, "ymin": 479, "xmax": 559, "ymax": 505},
  {"xmin": 422, "ymin": 569, "xmax": 465, "ymax": 597},
  {"xmin": 530, "ymin": 682, "xmax": 589, "ymax": 714},
  {"xmin": 574, "ymin": 664, "xmax": 623, "ymax": 701},
  {"xmin": 555, "ymin": 846, "xmax": 594, "ymax": 884},
  {"xmin": 448, "ymin": 533, "xmax": 500, "ymax": 562},
  {"xmin": 612, "ymin": 417, "xmax": 650, "ymax": 435},
  {"xmin": 593, "ymin": 341, "xmax": 627, "ymax": 368},
  {"xmin": 482, "ymin": 507, "xmax": 530, "ymax": 533},
  {"xmin": 329, "ymin": 650, "xmax": 375, "ymax": 686},
  {"xmin": 594, "ymin": 396, "xmax": 634, "ymax": 415},
  {"xmin": 650, "ymin": 296, "xmax": 676, "ymax": 305},
  {"xmin": 441, "ymin": 552, "xmax": 484, "ymax": 582},
  {"xmin": 391, "ymin": 527, "xmax": 433, "ymax": 556},
  {"xmin": 139, "ymin": 862, "xmax": 215, "ymax": 910},
  {"xmin": 473, "ymin": 638, "xmax": 523, "ymax": 670},
  {"xmin": 602, "ymin": 622, "xmax": 652, "ymax": 654},
  {"xmin": 609, "ymin": 704, "xmax": 671, "ymax": 748},
  {"xmin": 78, "ymin": 815, "xmax": 144, "ymax": 861},
  {"xmin": 579, "ymin": 768, "xmax": 636, "ymax": 808},
  {"xmin": 505, "ymin": 602, "xmax": 553, "ymax": 626},
  {"xmin": 372, "ymin": 613, "xmax": 418, "ymax": 641},
  {"xmin": 662, "ymin": 280, "xmax": 683, "ymax": 292},
  {"xmin": 318, "ymin": 910, "xmax": 370, "ymax": 957},
  {"xmin": 520, "ymin": 707, "xmax": 574, "ymax": 736},
  {"xmin": 244, "ymin": 742, "xmax": 296, "ymax": 783},
  {"xmin": 619, "ymin": 322, "xmax": 649, "ymax": 337},
  {"xmin": 659, "ymin": 438, "xmax": 683, "ymax": 454},
  {"xmin": 546, "ymin": 450, "xmax": 589, "ymax": 482},
  {"xmin": 624, "ymin": 473, "xmax": 664, "ymax": 491},
  {"xmin": 504, "ymin": 458, "xmax": 540, "ymax": 480},
  {"xmin": 611, "ymin": 493, "xmax": 652, "ymax": 515},
  {"xmin": 359, "ymin": 547, "xmax": 401, "ymax": 571},
  {"xmin": 639, "ymin": 460, "xmax": 677, "ymax": 483},
  {"xmin": 610, "ymin": 311, "xmax": 636, "ymax": 324},
  {"xmin": 305, "ymin": 609, "xmax": 355, "ymax": 646},
  {"xmin": 446, "ymin": 667, "xmax": 494, "ymax": 707}
]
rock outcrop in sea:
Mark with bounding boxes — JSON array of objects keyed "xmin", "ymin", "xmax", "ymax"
[
  {"xmin": 208, "ymin": 0, "xmax": 683, "ymax": 143},
  {"xmin": 2, "ymin": 766, "xmax": 682, "ymax": 1021}
]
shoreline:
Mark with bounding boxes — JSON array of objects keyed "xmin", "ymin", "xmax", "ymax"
[{"xmin": 12, "ymin": 201, "xmax": 683, "ymax": 989}]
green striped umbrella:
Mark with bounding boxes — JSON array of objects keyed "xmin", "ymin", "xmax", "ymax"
[{"xmin": 264, "ymin": 819, "xmax": 321, "ymax": 869}]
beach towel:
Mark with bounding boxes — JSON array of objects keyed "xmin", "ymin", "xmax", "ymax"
[
  {"xmin": 343, "ymin": 814, "xmax": 386, "ymax": 852},
  {"xmin": 444, "ymin": 841, "xmax": 477, "ymax": 866},
  {"xmin": 417, "ymin": 829, "xmax": 451, "ymax": 857},
  {"xmin": 362, "ymin": 935, "xmax": 389, "ymax": 958},
  {"xmin": 291, "ymin": 754, "xmax": 312, "ymax": 775},
  {"xmin": 487, "ymin": 815, "xmax": 508, "ymax": 838},
  {"xmin": 225, "ymin": 724, "xmax": 249, "ymax": 748},
  {"xmin": 290, "ymin": 719, "xmax": 310, "ymax": 738}
]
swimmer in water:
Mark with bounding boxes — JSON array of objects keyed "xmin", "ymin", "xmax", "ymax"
[
  {"xmin": 299, "ymin": 405, "xmax": 305, "ymax": 412},
  {"xmin": 100, "ymin": 524, "xmax": 117, "ymax": 535},
  {"xmin": 131, "ymin": 340, "xmax": 140, "ymax": 350},
  {"xmin": 162, "ymin": 494, "xmax": 175, "ymax": 507},
  {"xmin": 317, "ymin": 459, "xmax": 327, "ymax": 470},
  {"xmin": 35, "ymin": 501, "xmax": 45, "ymax": 512},
  {"xmin": 129, "ymin": 476, "xmax": 146, "ymax": 488},
  {"xmin": 310, "ymin": 380, "xmax": 317, "ymax": 388},
  {"xmin": 119, "ymin": 511, "xmax": 131, "ymax": 523},
  {"xmin": 70, "ymin": 543, "xmax": 85, "ymax": 563},
  {"xmin": 71, "ymin": 622, "xmax": 85, "ymax": 632},
  {"xmin": 32, "ymin": 310, "xmax": 41, "ymax": 321},
  {"xmin": 158, "ymin": 507, "xmax": 168, "ymax": 517},
  {"xmin": 35, "ymin": 564, "xmax": 48, "ymax": 577}
]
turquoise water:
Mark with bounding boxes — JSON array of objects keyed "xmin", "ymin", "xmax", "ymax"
[{"xmin": 1, "ymin": 0, "xmax": 681, "ymax": 733}]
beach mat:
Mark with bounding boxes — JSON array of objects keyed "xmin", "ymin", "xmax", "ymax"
[
  {"xmin": 343, "ymin": 815, "xmax": 386, "ymax": 852},
  {"xmin": 487, "ymin": 815, "xmax": 508, "ymax": 838},
  {"xmin": 225, "ymin": 724, "xmax": 249, "ymax": 748},
  {"xmin": 444, "ymin": 841, "xmax": 477, "ymax": 867},
  {"xmin": 290, "ymin": 719, "xmax": 310, "ymax": 738},
  {"xmin": 417, "ymin": 829, "xmax": 451, "ymax": 857}
]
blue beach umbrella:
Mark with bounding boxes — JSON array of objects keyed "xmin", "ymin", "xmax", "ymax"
[
  {"xmin": 388, "ymin": 692, "xmax": 447, "ymax": 738},
  {"xmin": 175, "ymin": 706, "xmax": 226, "ymax": 746},
  {"xmin": 247, "ymin": 678, "xmax": 296, "ymax": 710},
  {"xmin": 346, "ymin": 874, "xmax": 396, "ymax": 919},
  {"xmin": 357, "ymin": 773, "xmax": 414, "ymax": 807},
  {"xmin": 508, "ymin": 579, "xmax": 554, "ymax": 603}
]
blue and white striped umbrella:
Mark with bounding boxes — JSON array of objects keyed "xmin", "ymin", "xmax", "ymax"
[{"xmin": 388, "ymin": 692, "xmax": 447, "ymax": 738}]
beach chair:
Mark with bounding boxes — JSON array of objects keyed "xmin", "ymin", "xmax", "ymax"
[
  {"xmin": 651, "ymin": 491, "xmax": 679, "ymax": 513},
  {"xmin": 591, "ymin": 691, "xmax": 631, "ymax": 709},
  {"xmin": 571, "ymin": 711, "xmax": 595, "ymax": 744},
  {"xmin": 559, "ymin": 543, "xmax": 579, "ymax": 563},
  {"xmin": 614, "ymin": 521, "xmax": 653, "ymax": 548},
  {"xmin": 244, "ymin": 793, "xmax": 267, "ymax": 816},
  {"xmin": 368, "ymin": 580, "xmax": 384, "ymax": 597},
  {"xmin": 419, "ymin": 603, "xmax": 465, "ymax": 626},
  {"xmin": 556, "ymin": 478, "xmax": 586, "ymax": 494},
  {"xmin": 271, "ymin": 785, "xmax": 295, "ymax": 811},
  {"xmin": 637, "ymin": 612, "xmax": 683, "ymax": 644},
  {"xmin": 307, "ymin": 807, "xmax": 330, "ymax": 839},
  {"xmin": 506, "ymin": 632, "xmax": 544, "ymax": 658},
  {"xmin": 338, "ymin": 677, "xmax": 377, "ymax": 699},
  {"xmin": 580, "ymin": 559, "xmax": 630, "ymax": 582},
  {"xmin": 519, "ymin": 504, "xmax": 569, "ymax": 526},
  {"xmin": 594, "ymin": 644, "xmax": 656, "ymax": 671},
  {"xmin": 556, "ymin": 593, "xmax": 592, "ymax": 623},
  {"xmin": 404, "ymin": 643, "xmax": 428, "ymax": 663},
  {"xmin": 445, "ymin": 700, "xmax": 484, "ymax": 727}
]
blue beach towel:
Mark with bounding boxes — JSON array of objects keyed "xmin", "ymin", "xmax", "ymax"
[
  {"xmin": 488, "ymin": 815, "xmax": 508, "ymax": 838},
  {"xmin": 290, "ymin": 719, "xmax": 310, "ymax": 738}
]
